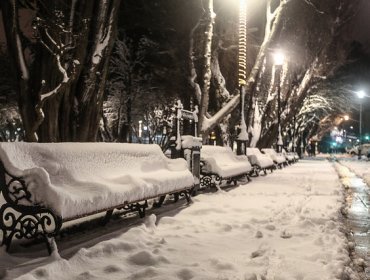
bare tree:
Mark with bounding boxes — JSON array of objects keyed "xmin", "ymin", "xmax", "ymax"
[
  {"xmin": 1, "ymin": 0, "xmax": 121, "ymax": 142},
  {"xmin": 188, "ymin": 0, "xmax": 359, "ymax": 147}
]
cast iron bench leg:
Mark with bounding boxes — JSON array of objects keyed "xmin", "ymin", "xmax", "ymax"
[
  {"xmin": 153, "ymin": 195, "xmax": 166, "ymax": 208},
  {"xmin": 101, "ymin": 209, "xmax": 114, "ymax": 225}
]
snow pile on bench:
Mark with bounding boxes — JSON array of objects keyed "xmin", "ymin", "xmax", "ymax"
[
  {"xmin": 282, "ymin": 149, "xmax": 295, "ymax": 162},
  {"xmin": 0, "ymin": 143, "xmax": 194, "ymax": 220},
  {"xmin": 201, "ymin": 145, "xmax": 252, "ymax": 178},
  {"xmin": 261, "ymin": 148, "xmax": 287, "ymax": 165},
  {"xmin": 246, "ymin": 148, "xmax": 274, "ymax": 168}
]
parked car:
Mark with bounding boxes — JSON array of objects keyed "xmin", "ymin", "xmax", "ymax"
[{"xmin": 347, "ymin": 144, "xmax": 370, "ymax": 156}]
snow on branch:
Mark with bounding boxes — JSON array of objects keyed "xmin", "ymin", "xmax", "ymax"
[
  {"xmin": 203, "ymin": 94, "xmax": 240, "ymax": 131},
  {"xmin": 188, "ymin": 17, "xmax": 203, "ymax": 104},
  {"xmin": 92, "ymin": 3, "xmax": 115, "ymax": 66},
  {"xmin": 29, "ymin": 7, "xmax": 82, "ymax": 140},
  {"xmin": 302, "ymin": 0, "xmax": 325, "ymax": 15}
]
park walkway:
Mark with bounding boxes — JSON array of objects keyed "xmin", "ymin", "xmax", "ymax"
[
  {"xmin": 0, "ymin": 159, "xmax": 365, "ymax": 280},
  {"xmin": 336, "ymin": 159, "xmax": 370, "ymax": 279}
]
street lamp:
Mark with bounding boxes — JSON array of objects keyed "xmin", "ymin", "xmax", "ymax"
[
  {"xmin": 357, "ymin": 90, "xmax": 365, "ymax": 142},
  {"xmin": 274, "ymin": 51, "xmax": 285, "ymax": 152},
  {"xmin": 236, "ymin": 0, "xmax": 248, "ymax": 155},
  {"xmin": 356, "ymin": 90, "xmax": 366, "ymax": 159}
]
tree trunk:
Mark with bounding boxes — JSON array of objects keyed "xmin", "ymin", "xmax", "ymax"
[
  {"xmin": 1, "ymin": 0, "xmax": 121, "ymax": 142},
  {"xmin": 198, "ymin": 0, "xmax": 215, "ymax": 138}
]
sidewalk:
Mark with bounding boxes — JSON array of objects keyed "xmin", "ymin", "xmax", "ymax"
[
  {"xmin": 1, "ymin": 160, "xmax": 357, "ymax": 280},
  {"xmin": 336, "ymin": 160, "xmax": 370, "ymax": 279}
]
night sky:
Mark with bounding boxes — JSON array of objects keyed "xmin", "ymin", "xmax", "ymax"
[
  {"xmin": 352, "ymin": 0, "xmax": 370, "ymax": 53},
  {"xmin": 1, "ymin": 1, "xmax": 370, "ymax": 133},
  {"xmin": 0, "ymin": 0, "xmax": 370, "ymax": 50}
]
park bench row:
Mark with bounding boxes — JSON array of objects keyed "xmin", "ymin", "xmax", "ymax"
[
  {"xmin": 0, "ymin": 140, "xmax": 298, "ymax": 255},
  {"xmin": 0, "ymin": 102, "xmax": 300, "ymax": 254},
  {"xmin": 199, "ymin": 145, "xmax": 299, "ymax": 189}
]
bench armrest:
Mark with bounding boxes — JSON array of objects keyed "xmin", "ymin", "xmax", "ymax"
[{"xmin": 0, "ymin": 161, "xmax": 62, "ymax": 252}]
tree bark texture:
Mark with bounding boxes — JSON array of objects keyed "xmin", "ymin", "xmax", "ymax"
[{"xmin": 1, "ymin": 0, "xmax": 121, "ymax": 142}]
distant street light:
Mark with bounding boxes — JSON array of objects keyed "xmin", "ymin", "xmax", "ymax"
[
  {"xmin": 274, "ymin": 51, "xmax": 285, "ymax": 152},
  {"xmin": 356, "ymin": 90, "xmax": 366, "ymax": 159},
  {"xmin": 343, "ymin": 115, "xmax": 349, "ymax": 121}
]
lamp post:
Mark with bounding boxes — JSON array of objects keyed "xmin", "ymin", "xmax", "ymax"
[
  {"xmin": 274, "ymin": 51, "xmax": 285, "ymax": 153},
  {"xmin": 236, "ymin": 0, "xmax": 248, "ymax": 155},
  {"xmin": 292, "ymin": 115, "xmax": 296, "ymax": 152},
  {"xmin": 357, "ymin": 90, "xmax": 365, "ymax": 159}
]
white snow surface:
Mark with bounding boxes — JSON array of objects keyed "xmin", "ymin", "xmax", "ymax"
[
  {"xmin": 338, "ymin": 158, "xmax": 370, "ymax": 186},
  {"xmin": 247, "ymin": 148, "xmax": 275, "ymax": 168},
  {"xmin": 282, "ymin": 149, "xmax": 296, "ymax": 162},
  {"xmin": 261, "ymin": 148, "xmax": 287, "ymax": 165},
  {"xmin": 201, "ymin": 145, "xmax": 252, "ymax": 178},
  {"xmin": 0, "ymin": 142, "xmax": 194, "ymax": 219},
  {"xmin": 1, "ymin": 159, "xmax": 351, "ymax": 280}
]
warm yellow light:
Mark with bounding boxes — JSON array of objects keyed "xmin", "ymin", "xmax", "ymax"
[
  {"xmin": 343, "ymin": 115, "xmax": 349, "ymax": 121},
  {"xmin": 238, "ymin": 0, "xmax": 247, "ymax": 86}
]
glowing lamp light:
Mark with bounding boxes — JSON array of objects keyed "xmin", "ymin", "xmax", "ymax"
[
  {"xmin": 273, "ymin": 51, "xmax": 285, "ymax": 66},
  {"xmin": 357, "ymin": 90, "xmax": 366, "ymax": 99},
  {"xmin": 343, "ymin": 115, "xmax": 349, "ymax": 121}
]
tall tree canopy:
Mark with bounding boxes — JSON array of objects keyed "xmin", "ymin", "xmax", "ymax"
[
  {"xmin": 1, "ymin": 0, "xmax": 120, "ymax": 142},
  {"xmin": 1, "ymin": 0, "xmax": 366, "ymax": 146}
]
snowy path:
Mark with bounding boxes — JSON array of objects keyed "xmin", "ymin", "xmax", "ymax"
[
  {"xmin": 1, "ymin": 160, "xmax": 352, "ymax": 280},
  {"xmin": 335, "ymin": 160, "xmax": 370, "ymax": 278}
]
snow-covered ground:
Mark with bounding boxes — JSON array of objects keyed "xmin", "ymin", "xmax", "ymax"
[
  {"xmin": 339, "ymin": 158, "xmax": 370, "ymax": 187},
  {"xmin": 1, "ymin": 160, "xmax": 352, "ymax": 280}
]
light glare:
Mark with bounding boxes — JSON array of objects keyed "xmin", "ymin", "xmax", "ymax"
[
  {"xmin": 357, "ymin": 90, "xmax": 365, "ymax": 99},
  {"xmin": 274, "ymin": 51, "xmax": 285, "ymax": 66}
]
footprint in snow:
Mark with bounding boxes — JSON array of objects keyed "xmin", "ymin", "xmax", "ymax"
[
  {"xmin": 76, "ymin": 271, "xmax": 98, "ymax": 280},
  {"xmin": 265, "ymin": 224, "xmax": 276, "ymax": 231},
  {"xmin": 255, "ymin": 231, "xmax": 263, "ymax": 238},
  {"xmin": 209, "ymin": 258, "xmax": 235, "ymax": 270},
  {"xmin": 104, "ymin": 264, "xmax": 123, "ymax": 273},
  {"xmin": 176, "ymin": 268, "xmax": 195, "ymax": 280},
  {"xmin": 129, "ymin": 267, "xmax": 158, "ymax": 279},
  {"xmin": 280, "ymin": 230, "xmax": 292, "ymax": 239},
  {"xmin": 251, "ymin": 248, "xmax": 266, "ymax": 258},
  {"xmin": 244, "ymin": 272, "xmax": 258, "ymax": 280},
  {"xmin": 128, "ymin": 250, "xmax": 170, "ymax": 266}
]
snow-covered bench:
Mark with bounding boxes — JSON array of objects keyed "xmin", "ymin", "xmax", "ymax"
[
  {"xmin": 282, "ymin": 149, "xmax": 297, "ymax": 164},
  {"xmin": 261, "ymin": 148, "xmax": 287, "ymax": 168},
  {"xmin": 200, "ymin": 145, "xmax": 253, "ymax": 188},
  {"xmin": 0, "ymin": 142, "xmax": 195, "ymax": 253},
  {"xmin": 246, "ymin": 148, "xmax": 275, "ymax": 175}
]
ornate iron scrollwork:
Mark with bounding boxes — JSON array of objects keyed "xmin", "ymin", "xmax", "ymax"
[
  {"xmin": 120, "ymin": 201, "xmax": 148, "ymax": 218},
  {"xmin": 213, "ymin": 175, "xmax": 222, "ymax": 186},
  {"xmin": 0, "ymin": 162, "xmax": 62, "ymax": 254},
  {"xmin": 200, "ymin": 175, "xmax": 212, "ymax": 188},
  {"xmin": 176, "ymin": 190, "xmax": 192, "ymax": 204}
]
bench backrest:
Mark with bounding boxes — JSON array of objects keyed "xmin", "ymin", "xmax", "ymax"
[
  {"xmin": 261, "ymin": 148, "xmax": 277, "ymax": 156},
  {"xmin": 246, "ymin": 147, "xmax": 264, "ymax": 157},
  {"xmin": 0, "ymin": 142, "xmax": 175, "ymax": 178},
  {"xmin": 201, "ymin": 145, "xmax": 241, "ymax": 162},
  {"xmin": 201, "ymin": 145, "xmax": 251, "ymax": 177}
]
